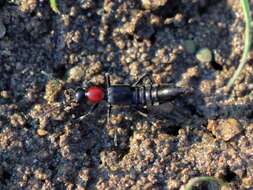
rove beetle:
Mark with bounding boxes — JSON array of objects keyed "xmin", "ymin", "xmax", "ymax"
[{"xmin": 74, "ymin": 72, "xmax": 192, "ymax": 125}]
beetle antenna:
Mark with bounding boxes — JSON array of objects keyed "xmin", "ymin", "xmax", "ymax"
[
  {"xmin": 35, "ymin": 102, "xmax": 65, "ymax": 119},
  {"xmin": 132, "ymin": 71, "xmax": 153, "ymax": 87},
  {"xmin": 76, "ymin": 103, "xmax": 99, "ymax": 121}
]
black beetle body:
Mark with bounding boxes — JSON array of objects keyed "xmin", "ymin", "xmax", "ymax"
[
  {"xmin": 107, "ymin": 84, "xmax": 186, "ymax": 107},
  {"xmin": 75, "ymin": 72, "xmax": 191, "ymax": 123}
]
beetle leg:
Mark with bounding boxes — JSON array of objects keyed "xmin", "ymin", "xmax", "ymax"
[
  {"xmin": 82, "ymin": 80, "xmax": 92, "ymax": 90},
  {"xmin": 105, "ymin": 104, "xmax": 118, "ymax": 146},
  {"xmin": 137, "ymin": 110, "xmax": 148, "ymax": 118},
  {"xmin": 132, "ymin": 72, "xmax": 153, "ymax": 87},
  {"xmin": 41, "ymin": 70, "xmax": 53, "ymax": 80},
  {"xmin": 114, "ymin": 133, "xmax": 118, "ymax": 147},
  {"xmin": 133, "ymin": 107, "xmax": 157, "ymax": 125},
  {"xmin": 105, "ymin": 73, "xmax": 111, "ymax": 87},
  {"xmin": 107, "ymin": 104, "xmax": 112, "ymax": 125},
  {"xmin": 77, "ymin": 103, "xmax": 99, "ymax": 121}
]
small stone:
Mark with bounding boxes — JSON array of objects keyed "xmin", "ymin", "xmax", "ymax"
[
  {"xmin": 0, "ymin": 21, "xmax": 6, "ymax": 39},
  {"xmin": 164, "ymin": 17, "xmax": 174, "ymax": 25},
  {"xmin": 242, "ymin": 176, "xmax": 253, "ymax": 188},
  {"xmin": 183, "ymin": 40, "xmax": 196, "ymax": 54},
  {"xmin": 207, "ymin": 118, "xmax": 242, "ymax": 141},
  {"xmin": 44, "ymin": 79, "xmax": 64, "ymax": 104},
  {"xmin": 143, "ymin": 182, "xmax": 154, "ymax": 190},
  {"xmin": 199, "ymin": 80, "xmax": 213, "ymax": 94},
  {"xmin": 20, "ymin": 0, "xmax": 37, "ymax": 13},
  {"xmin": 0, "ymin": 90, "xmax": 10, "ymax": 98},
  {"xmin": 173, "ymin": 13, "xmax": 185, "ymax": 27},
  {"xmin": 34, "ymin": 168, "xmax": 47, "ymax": 180},
  {"xmin": 184, "ymin": 66, "xmax": 200, "ymax": 78},
  {"xmin": 67, "ymin": 65, "xmax": 85, "ymax": 82},
  {"xmin": 141, "ymin": 0, "xmax": 167, "ymax": 11},
  {"xmin": 37, "ymin": 150, "xmax": 50, "ymax": 161},
  {"xmin": 196, "ymin": 48, "xmax": 212, "ymax": 63},
  {"xmin": 10, "ymin": 113, "xmax": 26, "ymax": 127},
  {"xmin": 167, "ymin": 179, "xmax": 180, "ymax": 189},
  {"xmin": 37, "ymin": 129, "xmax": 48, "ymax": 137},
  {"xmin": 79, "ymin": 0, "xmax": 95, "ymax": 10},
  {"xmin": 78, "ymin": 168, "xmax": 90, "ymax": 187},
  {"xmin": 119, "ymin": 11, "xmax": 155, "ymax": 40},
  {"xmin": 111, "ymin": 114, "xmax": 124, "ymax": 125}
]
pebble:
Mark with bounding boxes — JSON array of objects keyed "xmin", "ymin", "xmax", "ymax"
[
  {"xmin": 10, "ymin": 113, "xmax": 26, "ymax": 127},
  {"xmin": 207, "ymin": 118, "xmax": 242, "ymax": 141},
  {"xmin": 0, "ymin": 90, "xmax": 10, "ymax": 98},
  {"xmin": 0, "ymin": 20, "xmax": 6, "ymax": 39},
  {"xmin": 119, "ymin": 11, "xmax": 160, "ymax": 40},
  {"xmin": 196, "ymin": 48, "xmax": 212, "ymax": 63},
  {"xmin": 242, "ymin": 176, "xmax": 253, "ymax": 188},
  {"xmin": 34, "ymin": 169, "xmax": 47, "ymax": 180},
  {"xmin": 67, "ymin": 65, "xmax": 85, "ymax": 82},
  {"xmin": 183, "ymin": 40, "xmax": 196, "ymax": 54},
  {"xmin": 199, "ymin": 80, "xmax": 213, "ymax": 94},
  {"xmin": 20, "ymin": 0, "xmax": 37, "ymax": 12},
  {"xmin": 37, "ymin": 129, "xmax": 48, "ymax": 137},
  {"xmin": 0, "ymin": 0, "xmax": 251, "ymax": 189},
  {"xmin": 173, "ymin": 13, "xmax": 185, "ymax": 27},
  {"xmin": 141, "ymin": 0, "xmax": 167, "ymax": 10},
  {"xmin": 44, "ymin": 79, "xmax": 64, "ymax": 104},
  {"xmin": 79, "ymin": 0, "xmax": 95, "ymax": 10}
]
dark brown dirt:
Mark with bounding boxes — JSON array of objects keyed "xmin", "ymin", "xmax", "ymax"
[{"xmin": 0, "ymin": 0, "xmax": 253, "ymax": 189}]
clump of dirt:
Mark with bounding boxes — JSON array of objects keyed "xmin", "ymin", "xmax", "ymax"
[{"xmin": 0, "ymin": 0, "xmax": 252, "ymax": 189}]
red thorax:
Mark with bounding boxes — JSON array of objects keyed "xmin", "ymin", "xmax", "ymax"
[{"xmin": 85, "ymin": 86, "xmax": 105, "ymax": 104}]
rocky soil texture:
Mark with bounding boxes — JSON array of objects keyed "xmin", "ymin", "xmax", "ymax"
[{"xmin": 0, "ymin": 0, "xmax": 253, "ymax": 189}]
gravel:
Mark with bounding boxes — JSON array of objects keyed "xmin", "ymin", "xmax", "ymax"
[
  {"xmin": 196, "ymin": 48, "xmax": 213, "ymax": 63},
  {"xmin": 207, "ymin": 118, "xmax": 242, "ymax": 141},
  {"xmin": 0, "ymin": 0, "xmax": 252, "ymax": 189},
  {"xmin": 183, "ymin": 39, "xmax": 197, "ymax": 54}
]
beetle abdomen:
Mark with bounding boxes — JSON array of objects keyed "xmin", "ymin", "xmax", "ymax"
[
  {"xmin": 107, "ymin": 86, "xmax": 133, "ymax": 105},
  {"xmin": 134, "ymin": 85, "xmax": 186, "ymax": 106}
]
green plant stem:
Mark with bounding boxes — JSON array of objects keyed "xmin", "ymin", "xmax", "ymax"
[
  {"xmin": 49, "ymin": 0, "xmax": 60, "ymax": 14},
  {"xmin": 183, "ymin": 176, "xmax": 228, "ymax": 190},
  {"xmin": 227, "ymin": 0, "xmax": 252, "ymax": 89}
]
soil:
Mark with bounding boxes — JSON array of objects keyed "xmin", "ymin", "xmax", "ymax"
[{"xmin": 0, "ymin": 0, "xmax": 253, "ymax": 189}]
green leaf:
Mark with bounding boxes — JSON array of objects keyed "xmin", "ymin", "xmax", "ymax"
[
  {"xmin": 182, "ymin": 176, "xmax": 229, "ymax": 190},
  {"xmin": 227, "ymin": 0, "xmax": 252, "ymax": 89},
  {"xmin": 49, "ymin": 0, "xmax": 60, "ymax": 14}
]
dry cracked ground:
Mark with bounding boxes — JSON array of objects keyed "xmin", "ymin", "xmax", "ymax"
[{"xmin": 0, "ymin": 0, "xmax": 253, "ymax": 189}]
